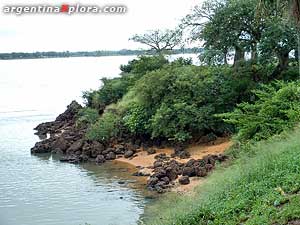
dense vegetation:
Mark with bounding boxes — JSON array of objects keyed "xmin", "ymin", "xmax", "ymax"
[{"xmin": 75, "ymin": 0, "xmax": 300, "ymax": 223}]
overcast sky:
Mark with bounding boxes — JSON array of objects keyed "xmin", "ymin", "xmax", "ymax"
[{"xmin": 0, "ymin": 0, "xmax": 201, "ymax": 53}]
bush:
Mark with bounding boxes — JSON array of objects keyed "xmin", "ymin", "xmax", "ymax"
[
  {"xmin": 120, "ymin": 55, "xmax": 168, "ymax": 74},
  {"xmin": 76, "ymin": 107, "xmax": 99, "ymax": 127},
  {"xmin": 220, "ymin": 81, "xmax": 300, "ymax": 142},
  {"xmin": 86, "ymin": 111, "xmax": 121, "ymax": 141},
  {"xmin": 121, "ymin": 65, "xmax": 251, "ymax": 141}
]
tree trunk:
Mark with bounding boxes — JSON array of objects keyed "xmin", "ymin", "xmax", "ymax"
[
  {"xmin": 251, "ymin": 43, "xmax": 258, "ymax": 63},
  {"xmin": 269, "ymin": 52, "xmax": 289, "ymax": 81},
  {"xmin": 233, "ymin": 46, "xmax": 245, "ymax": 66}
]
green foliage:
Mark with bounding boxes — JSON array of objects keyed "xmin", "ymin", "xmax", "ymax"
[
  {"xmin": 76, "ymin": 107, "xmax": 99, "ymax": 127},
  {"xmin": 120, "ymin": 55, "xmax": 168, "ymax": 74},
  {"xmin": 122, "ymin": 102, "xmax": 150, "ymax": 134},
  {"xmin": 86, "ymin": 111, "xmax": 121, "ymax": 141},
  {"xmin": 143, "ymin": 128, "xmax": 300, "ymax": 225},
  {"xmin": 121, "ymin": 65, "xmax": 253, "ymax": 141},
  {"xmin": 220, "ymin": 81, "xmax": 300, "ymax": 142}
]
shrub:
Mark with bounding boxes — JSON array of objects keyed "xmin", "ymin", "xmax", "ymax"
[
  {"xmin": 121, "ymin": 65, "xmax": 249, "ymax": 141},
  {"xmin": 220, "ymin": 81, "xmax": 300, "ymax": 142},
  {"xmin": 76, "ymin": 107, "xmax": 99, "ymax": 127},
  {"xmin": 120, "ymin": 55, "xmax": 168, "ymax": 74},
  {"xmin": 86, "ymin": 111, "xmax": 121, "ymax": 141}
]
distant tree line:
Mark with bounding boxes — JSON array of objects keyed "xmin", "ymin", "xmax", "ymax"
[{"xmin": 0, "ymin": 48, "xmax": 199, "ymax": 60}]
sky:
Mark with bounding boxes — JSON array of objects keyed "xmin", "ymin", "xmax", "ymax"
[{"xmin": 0, "ymin": 0, "xmax": 201, "ymax": 53}]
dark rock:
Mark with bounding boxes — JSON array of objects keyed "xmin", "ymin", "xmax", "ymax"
[
  {"xmin": 153, "ymin": 168, "xmax": 167, "ymax": 179},
  {"xmin": 165, "ymin": 166, "xmax": 178, "ymax": 180},
  {"xmin": 55, "ymin": 100, "xmax": 82, "ymax": 122},
  {"xmin": 105, "ymin": 152, "xmax": 116, "ymax": 160},
  {"xmin": 102, "ymin": 147, "xmax": 115, "ymax": 155},
  {"xmin": 198, "ymin": 133, "xmax": 217, "ymax": 144},
  {"xmin": 153, "ymin": 160, "xmax": 163, "ymax": 168},
  {"xmin": 154, "ymin": 153, "xmax": 169, "ymax": 160},
  {"xmin": 194, "ymin": 166, "xmax": 207, "ymax": 177},
  {"xmin": 114, "ymin": 145, "xmax": 125, "ymax": 154},
  {"xmin": 95, "ymin": 155, "xmax": 106, "ymax": 164},
  {"xmin": 147, "ymin": 177, "xmax": 159, "ymax": 186},
  {"xmin": 146, "ymin": 148, "xmax": 156, "ymax": 155},
  {"xmin": 53, "ymin": 137, "xmax": 69, "ymax": 152},
  {"xmin": 182, "ymin": 166, "xmax": 195, "ymax": 177},
  {"xmin": 205, "ymin": 163, "xmax": 214, "ymax": 171},
  {"xmin": 124, "ymin": 150, "xmax": 134, "ymax": 158},
  {"xmin": 160, "ymin": 176, "xmax": 170, "ymax": 185},
  {"xmin": 67, "ymin": 140, "xmax": 83, "ymax": 154},
  {"xmin": 179, "ymin": 176, "xmax": 190, "ymax": 185}
]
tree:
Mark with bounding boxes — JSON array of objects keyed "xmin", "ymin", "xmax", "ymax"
[
  {"xmin": 259, "ymin": 0, "xmax": 300, "ymax": 76},
  {"xmin": 130, "ymin": 29, "xmax": 183, "ymax": 53},
  {"xmin": 183, "ymin": 0, "xmax": 264, "ymax": 66}
]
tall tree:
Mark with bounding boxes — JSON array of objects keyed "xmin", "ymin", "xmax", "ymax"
[
  {"xmin": 130, "ymin": 29, "xmax": 183, "ymax": 53},
  {"xmin": 259, "ymin": 0, "xmax": 300, "ymax": 75}
]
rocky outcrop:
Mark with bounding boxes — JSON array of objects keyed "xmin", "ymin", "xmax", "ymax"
[
  {"xmin": 147, "ymin": 154, "xmax": 228, "ymax": 193},
  {"xmin": 31, "ymin": 100, "xmax": 229, "ymax": 194}
]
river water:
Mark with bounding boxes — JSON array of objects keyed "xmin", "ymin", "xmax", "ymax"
[{"xmin": 0, "ymin": 54, "xmax": 197, "ymax": 225}]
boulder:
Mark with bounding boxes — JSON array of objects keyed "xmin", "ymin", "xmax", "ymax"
[
  {"xmin": 105, "ymin": 152, "xmax": 116, "ymax": 160},
  {"xmin": 182, "ymin": 166, "xmax": 195, "ymax": 177},
  {"xmin": 124, "ymin": 150, "xmax": 134, "ymax": 158},
  {"xmin": 179, "ymin": 176, "xmax": 190, "ymax": 185},
  {"xmin": 95, "ymin": 155, "xmax": 106, "ymax": 164},
  {"xmin": 146, "ymin": 148, "xmax": 156, "ymax": 155}
]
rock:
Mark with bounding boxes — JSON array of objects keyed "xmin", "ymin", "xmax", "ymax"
[
  {"xmin": 153, "ymin": 160, "xmax": 163, "ymax": 168},
  {"xmin": 79, "ymin": 154, "xmax": 89, "ymax": 162},
  {"xmin": 205, "ymin": 163, "xmax": 214, "ymax": 171},
  {"xmin": 30, "ymin": 139, "xmax": 53, "ymax": 153},
  {"xmin": 165, "ymin": 166, "xmax": 178, "ymax": 180},
  {"xmin": 52, "ymin": 137, "xmax": 69, "ymax": 153},
  {"xmin": 114, "ymin": 145, "xmax": 125, "ymax": 154},
  {"xmin": 194, "ymin": 167, "xmax": 207, "ymax": 177},
  {"xmin": 154, "ymin": 153, "xmax": 169, "ymax": 160},
  {"xmin": 95, "ymin": 155, "xmax": 106, "ymax": 164},
  {"xmin": 67, "ymin": 140, "xmax": 83, "ymax": 154},
  {"xmin": 182, "ymin": 166, "xmax": 195, "ymax": 177},
  {"xmin": 153, "ymin": 167, "xmax": 167, "ymax": 179},
  {"xmin": 146, "ymin": 148, "xmax": 156, "ymax": 155},
  {"xmin": 198, "ymin": 132, "xmax": 217, "ymax": 144},
  {"xmin": 179, "ymin": 176, "xmax": 190, "ymax": 185},
  {"xmin": 55, "ymin": 100, "xmax": 82, "ymax": 122},
  {"xmin": 147, "ymin": 177, "xmax": 159, "ymax": 186},
  {"xmin": 173, "ymin": 145, "xmax": 190, "ymax": 159},
  {"xmin": 124, "ymin": 150, "xmax": 134, "ymax": 158},
  {"xmin": 102, "ymin": 147, "xmax": 115, "ymax": 155},
  {"xmin": 105, "ymin": 152, "xmax": 116, "ymax": 160},
  {"xmin": 160, "ymin": 176, "xmax": 170, "ymax": 185},
  {"xmin": 90, "ymin": 142, "xmax": 105, "ymax": 158}
]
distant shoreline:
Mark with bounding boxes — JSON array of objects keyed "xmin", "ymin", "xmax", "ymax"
[{"xmin": 0, "ymin": 48, "xmax": 200, "ymax": 60}]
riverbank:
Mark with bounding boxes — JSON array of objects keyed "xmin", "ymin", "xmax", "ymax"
[
  {"xmin": 31, "ymin": 100, "xmax": 230, "ymax": 193},
  {"xmin": 116, "ymin": 138, "xmax": 232, "ymax": 193}
]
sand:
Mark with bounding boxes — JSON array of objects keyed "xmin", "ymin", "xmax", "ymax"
[{"xmin": 115, "ymin": 138, "xmax": 232, "ymax": 193}]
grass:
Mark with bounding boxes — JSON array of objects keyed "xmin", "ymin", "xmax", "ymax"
[{"xmin": 141, "ymin": 128, "xmax": 300, "ymax": 225}]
